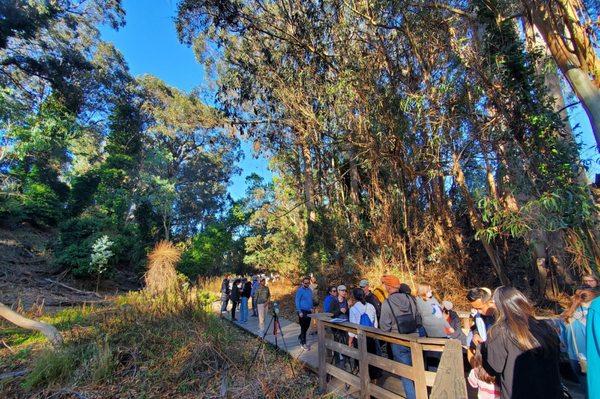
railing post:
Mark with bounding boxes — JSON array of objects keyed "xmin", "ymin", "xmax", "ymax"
[
  {"xmin": 430, "ymin": 339, "xmax": 467, "ymax": 399},
  {"xmin": 410, "ymin": 341, "xmax": 428, "ymax": 399},
  {"xmin": 357, "ymin": 329, "xmax": 370, "ymax": 399},
  {"xmin": 317, "ymin": 319, "xmax": 327, "ymax": 392}
]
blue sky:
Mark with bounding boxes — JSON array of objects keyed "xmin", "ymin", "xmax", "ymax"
[
  {"xmin": 100, "ymin": 0, "xmax": 273, "ymax": 200},
  {"xmin": 100, "ymin": 0, "xmax": 598, "ymax": 198}
]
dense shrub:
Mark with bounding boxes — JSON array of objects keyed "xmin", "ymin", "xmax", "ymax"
[
  {"xmin": 21, "ymin": 183, "xmax": 63, "ymax": 226},
  {"xmin": 54, "ymin": 211, "xmax": 147, "ymax": 277}
]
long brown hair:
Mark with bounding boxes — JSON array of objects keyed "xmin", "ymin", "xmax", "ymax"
[
  {"xmin": 561, "ymin": 286, "xmax": 599, "ymax": 323},
  {"xmin": 471, "ymin": 346, "xmax": 496, "ymax": 384},
  {"xmin": 489, "ymin": 286, "xmax": 551, "ymax": 351}
]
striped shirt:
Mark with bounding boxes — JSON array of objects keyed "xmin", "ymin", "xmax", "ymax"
[{"xmin": 468, "ymin": 369, "xmax": 501, "ymax": 399}]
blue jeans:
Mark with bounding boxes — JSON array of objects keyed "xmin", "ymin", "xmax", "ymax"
[
  {"xmin": 241, "ymin": 297, "xmax": 249, "ymax": 322},
  {"xmin": 391, "ymin": 344, "xmax": 416, "ymax": 399}
]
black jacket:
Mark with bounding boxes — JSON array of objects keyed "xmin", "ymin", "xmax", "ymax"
[
  {"xmin": 483, "ymin": 319, "xmax": 561, "ymax": 399},
  {"xmin": 230, "ymin": 282, "xmax": 241, "ymax": 302},
  {"xmin": 365, "ymin": 292, "xmax": 382, "ymax": 320},
  {"xmin": 220, "ymin": 278, "xmax": 230, "ymax": 295},
  {"xmin": 242, "ymin": 282, "xmax": 252, "ymax": 298}
]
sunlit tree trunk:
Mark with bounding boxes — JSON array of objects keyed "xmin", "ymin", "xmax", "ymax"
[
  {"xmin": 525, "ymin": 0, "xmax": 600, "ymax": 149},
  {"xmin": 0, "ymin": 302, "xmax": 62, "ymax": 347}
]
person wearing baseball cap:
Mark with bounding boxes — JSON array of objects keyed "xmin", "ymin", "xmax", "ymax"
[
  {"xmin": 360, "ymin": 279, "xmax": 382, "ymax": 321},
  {"xmin": 329, "ymin": 284, "xmax": 350, "ymax": 367}
]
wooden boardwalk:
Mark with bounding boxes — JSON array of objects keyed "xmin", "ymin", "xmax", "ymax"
[
  {"xmin": 217, "ymin": 304, "xmax": 320, "ymax": 370},
  {"xmin": 213, "ymin": 302, "xmax": 585, "ymax": 399},
  {"xmin": 213, "ymin": 302, "xmax": 364, "ymax": 396}
]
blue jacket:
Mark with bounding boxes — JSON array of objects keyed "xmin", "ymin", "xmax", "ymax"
[
  {"xmin": 295, "ymin": 286, "xmax": 314, "ymax": 313},
  {"xmin": 323, "ymin": 294, "xmax": 336, "ymax": 313},
  {"xmin": 587, "ymin": 297, "xmax": 600, "ymax": 397},
  {"xmin": 559, "ymin": 305, "xmax": 588, "ymax": 361}
]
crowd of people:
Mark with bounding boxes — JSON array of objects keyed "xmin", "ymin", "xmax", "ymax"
[{"xmin": 219, "ymin": 272, "xmax": 600, "ymax": 399}]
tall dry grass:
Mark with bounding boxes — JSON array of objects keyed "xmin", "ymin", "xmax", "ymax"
[{"xmin": 144, "ymin": 241, "xmax": 181, "ymax": 296}]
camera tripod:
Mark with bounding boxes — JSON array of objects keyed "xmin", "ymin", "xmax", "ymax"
[{"xmin": 249, "ymin": 311, "xmax": 296, "ymax": 377}]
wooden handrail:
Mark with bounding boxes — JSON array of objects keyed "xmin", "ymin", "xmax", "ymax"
[{"xmin": 310, "ymin": 313, "xmax": 467, "ymax": 399}]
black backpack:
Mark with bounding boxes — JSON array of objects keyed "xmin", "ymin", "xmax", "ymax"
[{"xmin": 387, "ymin": 293, "xmax": 422, "ymax": 334}]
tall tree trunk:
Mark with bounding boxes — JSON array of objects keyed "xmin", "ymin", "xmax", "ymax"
[
  {"xmin": 300, "ymin": 142, "xmax": 316, "ymax": 221},
  {"xmin": 523, "ymin": 19, "xmax": 591, "ymax": 185},
  {"xmin": 452, "ymin": 153, "xmax": 509, "ymax": 285},
  {"xmin": 525, "ymin": 0, "xmax": 600, "ymax": 148}
]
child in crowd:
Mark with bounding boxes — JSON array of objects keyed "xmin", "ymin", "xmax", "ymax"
[
  {"xmin": 559, "ymin": 285, "xmax": 598, "ymax": 393},
  {"xmin": 442, "ymin": 300, "xmax": 467, "ymax": 345},
  {"xmin": 468, "ymin": 347, "xmax": 501, "ymax": 399}
]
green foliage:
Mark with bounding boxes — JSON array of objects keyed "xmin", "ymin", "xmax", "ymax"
[
  {"xmin": 179, "ymin": 224, "xmax": 233, "ymax": 277},
  {"xmin": 22, "ymin": 345, "xmax": 85, "ymax": 389},
  {"xmin": 21, "ymin": 183, "xmax": 63, "ymax": 226},
  {"xmin": 54, "ymin": 214, "xmax": 109, "ymax": 276}
]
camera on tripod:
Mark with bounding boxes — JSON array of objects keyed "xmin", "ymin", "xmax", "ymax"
[{"xmin": 271, "ymin": 301, "xmax": 280, "ymax": 317}]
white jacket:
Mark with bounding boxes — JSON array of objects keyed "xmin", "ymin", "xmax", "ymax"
[{"xmin": 349, "ymin": 301, "xmax": 378, "ymax": 338}]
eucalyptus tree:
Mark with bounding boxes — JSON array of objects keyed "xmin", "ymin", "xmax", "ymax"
[
  {"xmin": 177, "ymin": 0, "xmax": 595, "ymax": 296},
  {"xmin": 138, "ymin": 75, "xmax": 240, "ymax": 240}
]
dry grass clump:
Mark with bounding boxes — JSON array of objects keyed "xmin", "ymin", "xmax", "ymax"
[{"xmin": 145, "ymin": 241, "xmax": 181, "ymax": 296}]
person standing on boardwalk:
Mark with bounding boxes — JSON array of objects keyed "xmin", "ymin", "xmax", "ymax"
[
  {"xmin": 230, "ymin": 279, "xmax": 242, "ymax": 321},
  {"xmin": 255, "ymin": 277, "xmax": 270, "ymax": 333},
  {"xmin": 328, "ymin": 284, "xmax": 350, "ymax": 367},
  {"xmin": 379, "ymin": 275, "xmax": 421, "ymax": 399},
  {"xmin": 240, "ymin": 279, "xmax": 252, "ymax": 323},
  {"xmin": 360, "ymin": 279, "xmax": 381, "ymax": 321},
  {"xmin": 295, "ymin": 276, "xmax": 314, "ymax": 350},
  {"xmin": 323, "ymin": 286, "xmax": 337, "ymax": 313},
  {"xmin": 559, "ymin": 285, "xmax": 598, "ymax": 394},
  {"xmin": 467, "ymin": 287, "xmax": 496, "ymax": 348},
  {"xmin": 587, "ymin": 294, "xmax": 600, "ymax": 398},
  {"xmin": 349, "ymin": 287, "xmax": 382, "ymax": 380},
  {"xmin": 251, "ymin": 275, "xmax": 259, "ymax": 317},
  {"xmin": 415, "ymin": 283, "xmax": 447, "ymax": 338},
  {"xmin": 482, "ymin": 286, "xmax": 561, "ymax": 399},
  {"xmin": 583, "ymin": 274, "xmax": 599, "ymax": 289},
  {"xmin": 220, "ymin": 274, "xmax": 231, "ymax": 317}
]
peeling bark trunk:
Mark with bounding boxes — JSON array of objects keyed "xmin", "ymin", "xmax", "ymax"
[{"xmin": 525, "ymin": 0, "xmax": 600, "ymax": 148}]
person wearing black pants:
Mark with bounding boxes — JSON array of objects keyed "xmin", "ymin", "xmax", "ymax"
[
  {"xmin": 298, "ymin": 311, "xmax": 312, "ymax": 347},
  {"xmin": 219, "ymin": 275, "xmax": 230, "ymax": 316},
  {"xmin": 295, "ymin": 277, "xmax": 314, "ymax": 350},
  {"xmin": 230, "ymin": 279, "xmax": 241, "ymax": 321}
]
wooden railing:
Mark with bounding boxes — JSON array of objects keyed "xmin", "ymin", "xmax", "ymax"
[{"xmin": 310, "ymin": 313, "xmax": 467, "ymax": 399}]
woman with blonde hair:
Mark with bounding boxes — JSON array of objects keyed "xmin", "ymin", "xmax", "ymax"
[
  {"xmin": 483, "ymin": 286, "xmax": 561, "ymax": 399},
  {"xmin": 415, "ymin": 283, "xmax": 447, "ymax": 338},
  {"xmin": 559, "ymin": 285, "xmax": 598, "ymax": 393}
]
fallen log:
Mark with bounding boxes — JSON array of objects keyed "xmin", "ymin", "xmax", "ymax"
[
  {"xmin": 0, "ymin": 369, "xmax": 28, "ymax": 380},
  {"xmin": 0, "ymin": 302, "xmax": 63, "ymax": 347},
  {"xmin": 44, "ymin": 278, "xmax": 102, "ymax": 299}
]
